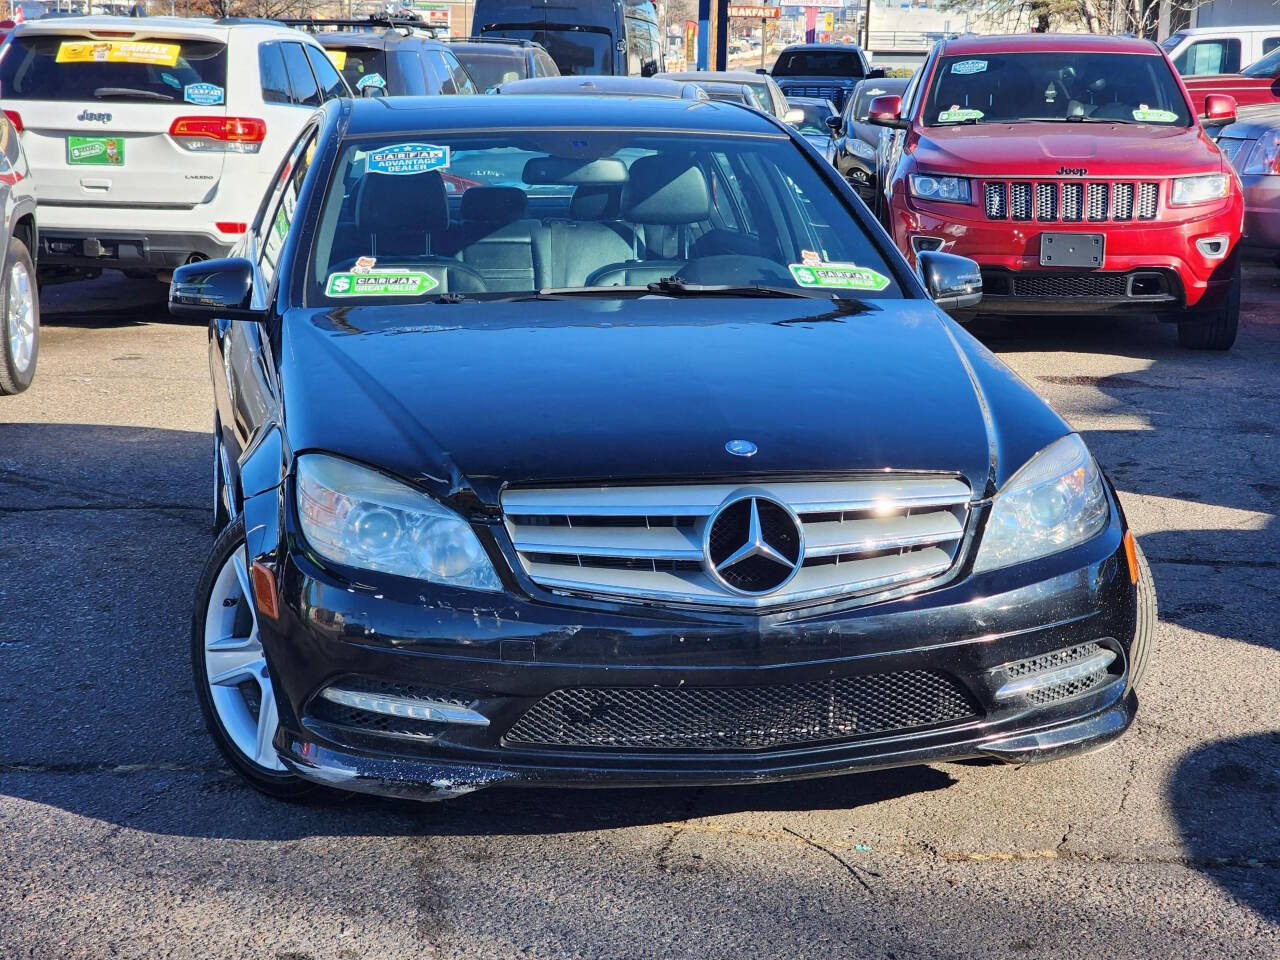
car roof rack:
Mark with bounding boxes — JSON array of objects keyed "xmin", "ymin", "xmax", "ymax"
[
  {"xmin": 442, "ymin": 35, "xmax": 536, "ymax": 48},
  {"xmin": 278, "ymin": 16, "xmax": 436, "ymax": 39}
]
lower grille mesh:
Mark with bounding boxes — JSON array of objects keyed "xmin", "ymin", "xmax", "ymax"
[
  {"xmin": 1009, "ymin": 273, "xmax": 1128, "ymax": 299},
  {"xmin": 505, "ymin": 671, "xmax": 978, "ymax": 750}
]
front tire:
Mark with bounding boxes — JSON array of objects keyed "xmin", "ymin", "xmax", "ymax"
[
  {"xmin": 0, "ymin": 237, "xmax": 38, "ymax": 395},
  {"xmin": 1177, "ymin": 259, "xmax": 1239, "ymax": 350},
  {"xmin": 192, "ymin": 518, "xmax": 315, "ymax": 800}
]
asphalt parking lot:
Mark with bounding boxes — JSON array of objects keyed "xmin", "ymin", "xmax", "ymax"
[{"xmin": 1, "ymin": 267, "xmax": 1278, "ymax": 960}]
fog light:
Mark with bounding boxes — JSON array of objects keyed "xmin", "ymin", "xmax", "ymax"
[
  {"xmin": 911, "ymin": 235, "xmax": 944, "ymax": 254},
  {"xmin": 1195, "ymin": 235, "xmax": 1230, "ymax": 260},
  {"xmin": 994, "ymin": 646, "xmax": 1117, "ymax": 701},
  {"xmin": 319, "ymin": 686, "xmax": 489, "ymax": 726}
]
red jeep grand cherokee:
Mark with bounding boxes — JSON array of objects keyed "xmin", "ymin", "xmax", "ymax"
[{"xmin": 873, "ymin": 34, "xmax": 1245, "ymax": 349}]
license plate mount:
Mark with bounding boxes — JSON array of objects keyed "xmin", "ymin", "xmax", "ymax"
[
  {"xmin": 66, "ymin": 135, "xmax": 124, "ymax": 166},
  {"xmin": 1040, "ymin": 232, "xmax": 1104, "ymax": 268}
]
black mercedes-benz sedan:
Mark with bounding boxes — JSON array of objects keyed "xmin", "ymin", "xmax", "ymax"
[{"xmin": 175, "ymin": 94, "xmax": 1156, "ymax": 802}]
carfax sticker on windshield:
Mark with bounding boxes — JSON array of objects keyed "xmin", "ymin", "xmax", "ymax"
[
  {"xmin": 365, "ymin": 143, "xmax": 450, "ymax": 176},
  {"xmin": 352, "ymin": 256, "xmax": 377, "ymax": 274},
  {"xmin": 1132, "ymin": 104, "xmax": 1178, "ymax": 123},
  {"xmin": 356, "ymin": 72, "xmax": 386, "ymax": 90},
  {"xmin": 326, "ymin": 271, "xmax": 440, "ymax": 297},
  {"xmin": 938, "ymin": 105, "xmax": 984, "ymax": 123},
  {"xmin": 184, "ymin": 82, "xmax": 224, "ymax": 106},
  {"xmin": 56, "ymin": 40, "xmax": 180, "ymax": 66},
  {"xmin": 790, "ymin": 262, "xmax": 890, "ymax": 292},
  {"xmin": 951, "ymin": 59, "xmax": 987, "ymax": 75}
]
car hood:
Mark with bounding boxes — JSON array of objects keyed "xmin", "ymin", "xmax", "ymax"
[
  {"xmin": 911, "ymin": 122, "xmax": 1224, "ymax": 178},
  {"xmin": 280, "ymin": 297, "xmax": 1067, "ymax": 511}
]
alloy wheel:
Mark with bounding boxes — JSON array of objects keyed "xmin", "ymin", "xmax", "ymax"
[{"xmin": 7, "ymin": 258, "xmax": 34, "ymax": 374}]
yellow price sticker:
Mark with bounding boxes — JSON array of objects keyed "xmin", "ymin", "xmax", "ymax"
[
  {"xmin": 56, "ymin": 39, "xmax": 181, "ymax": 67},
  {"xmin": 327, "ymin": 49, "xmax": 347, "ymax": 71}
]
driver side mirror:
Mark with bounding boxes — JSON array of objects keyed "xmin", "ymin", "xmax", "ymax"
[
  {"xmin": 362, "ymin": 84, "xmax": 386, "ymax": 98},
  {"xmin": 783, "ymin": 107, "xmax": 806, "ymax": 126},
  {"xmin": 169, "ymin": 257, "xmax": 264, "ymax": 321},
  {"xmin": 867, "ymin": 67, "xmax": 886, "ymax": 79},
  {"xmin": 867, "ymin": 94, "xmax": 908, "ymax": 129},
  {"xmin": 917, "ymin": 250, "xmax": 982, "ymax": 315},
  {"xmin": 824, "ymin": 114, "xmax": 843, "ymax": 133},
  {"xmin": 1202, "ymin": 93, "xmax": 1236, "ymax": 127}
]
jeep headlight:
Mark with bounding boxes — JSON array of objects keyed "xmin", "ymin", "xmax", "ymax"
[
  {"xmin": 1170, "ymin": 173, "xmax": 1229, "ymax": 206},
  {"xmin": 296, "ymin": 454, "xmax": 502, "ymax": 591},
  {"xmin": 973, "ymin": 434, "xmax": 1109, "ymax": 573},
  {"xmin": 909, "ymin": 173, "xmax": 971, "ymax": 203}
]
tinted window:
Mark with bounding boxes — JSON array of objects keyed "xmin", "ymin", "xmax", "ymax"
[
  {"xmin": 393, "ymin": 51, "xmax": 429, "ymax": 95},
  {"xmin": 772, "ymin": 51, "xmax": 864, "ymax": 78},
  {"xmin": 534, "ymin": 48, "xmax": 559, "ymax": 77},
  {"xmin": 1174, "ymin": 39, "xmax": 1240, "ymax": 76},
  {"xmin": 329, "ymin": 46, "xmax": 388, "ymax": 93},
  {"xmin": 0, "ymin": 34, "xmax": 227, "ymax": 102},
  {"xmin": 625, "ymin": 17, "xmax": 659, "ymax": 76},
  {"xmin": 428, "ymin": 51, "xmax": 457, "ymax": 94},
  {"xmin": 1264, "ymin": 37, "xmax": 1280, "ymax": 56},
  {"xmin": 483, "ymin": 29, "xmax": 612, "ymax": 76},
  {"xmin": 282, "ymin": 42, "xmax": 321, "ymax": 106},
  {"xmin": 1244, "ymin": 45, "xmax": 1280, "ymax": 77},
  {"xmin": 441, "ymin": 50, "xmax": 477, "ymax": 94},
  {"xmin": 849, "ymin": 80, "xmax": 907, "ymax": 121},
  {"xmin": 258, "ymin": 41, "xmax": 290, "ymax": 104},
  {"xmin": 453, "ymin": 49, "xmax": 529, "ymax": 91},
  {"xmin": 925, "ymin": 52, "xmax": 1192, "ymax": 127},
  {"xmin": 788, "ymin": 100, "xmax": 835, "ymax": 134},
  {"xmin": 258, "ymin": 130, "xmax": 316, "ymax": 289},
  {"xmin": 305, "ymin": 44, "xmax": 348, "ymax": 100}
]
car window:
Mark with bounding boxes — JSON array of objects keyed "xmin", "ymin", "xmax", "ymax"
[
  {"xmin": 281, "ymin": 42, "xmax": 322, "ymax": 107},
  {"xmin": 924, "ymin": 52, "xmax": 1192, "ymax": 126},
  {"xmin": 427, "ymin": 51, "xmax": 458, "ymax": 94},
  {"xmin": 0, "ymin": 34, "xmax": 227, "ymax": 103},
  {"xmin": 1174, "ymin": 39, "xmax": 1240, "ymax": 76},
  {"xmin": 258, "ymin": 129, "xmax": 316, "ymax": 290},
  {"xmin": 454, "ymin": 50, "xmax": 527, "ymax": 91},
  {"xmin": 788, "ymin": 100, "xmax": 834, "ymax": 135},
  {"xmin": 305, "ymin": 44, "xmax": 348, "ymax": 100},
  {"xmin": 441, "ymin": 50, "xmax": 476, "ymax": 94},
  {"xmin": 309, "ymin": 130, "xmax": 901, "ymax": 303},
  {"xmin": 482, "ymin": 29, "xmax": 612, "ymax": 76},
  {"xmin": 772, "ymin": 50, "xmax": 865, "ymax": 78},
  {"xmin": 534, "ymin": 48, "xmax": 559, "ymax": 78},
  {"xmin": 329, "ymin": 46, "xmax": 388, "ymax": 94},
  {"xmin": 1244, "ymin": 45, "xmax": 1280, "ymax": 76},
  {"xmin": 1264, "ymin": 37, "xmax": 1280, "ymax": 56},
  {"xmin": 259, "ymin": 41, "xmax": 291, "ymax": 104},
  {"xmin": 393, "ymin": 51, "xmax": 428, "ymax": 96}
]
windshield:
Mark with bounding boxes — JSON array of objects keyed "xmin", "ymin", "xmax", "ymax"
[
  {"xmin": 924, "ymin": 52, "xmax": 1192, "ymax": 126},
  {"xmin": 452, "ymin": 49, "xmax": 530, "ymax": 91},
  {"xmin": 850, "ymin": 80, "xmax": 906, "ymax": 121},
  {"xmin": 0, "ymin": 34, "xmax": 227, "ymax": 102},
  {"xmin": 1243, "ymin": 46, "xmax": 1280, "ymax": 78},
  {"xmin": 772, "ymin": 51, "xmax": 864, "ymax": 78},
  {"xmin": 482, "ymin": 28, "xmax": 610, "ymax": 75},
  {"xmin": 789, "ymin": 100, "xmax": 834, "ymax": 135},
  {"xmin": 309, "ymin": 130, "xmax": 901, "ymax": 304},
  {"xmin": 326, "ymin": 47, "xmax": 388, "ymax": 94},
  {"xmin": 1161, "ymin": 34, "xmax": 1184, "ymax": 54}
]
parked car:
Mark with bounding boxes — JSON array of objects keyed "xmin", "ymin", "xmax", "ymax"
[
  {"xmin": 1161, "ymin": 25, "xmax": 1280, "ymax": 77},
  {"xmin": 472, "ymin": 0, "xmax": 663, "ymax": 76},
  {"xmin": 770, "ymin": 42, "xmax": 882, "ymax": 111},
  {"xmin": 785, "ymin": 95, "xmax": 838, "ymax": 162},
  {"xmin": 286, "ymin": 18, "xmax": 477, "ymax": 97},
  {"xmin": 0, "ymin": 16, "xmax": 350, "ymax": 282},
  {"xmin": 1182, "ymin": 44, "xmax": 1280, "ymax": 109},
  {"xmin": 495, "ymin": 75, "xmax": 707, "ymax": 100},
  {"xmin": 443, "ymin": 37, "xmax": 559, "ymax": 93},
  {"xmin": 1213, "ymin": 106, "xmax": 1280, "ymax": 260},
  {"xmin": 832, "ymin": 76, "xmax": 910, "ymax": 205},
  {"xmin": 873, "ymin": 33, "xmax": 1245, "ymax": 349},
  {"xmin": 0, "ymin": 111, "xmax": 39, "ymax": 395},
  {"xmin": 174, "ymin": 93, "xmax": 1153, "ymax": 803},
  {"xmin": 654, "ymin": 70, "xmax": 793, "ymax": 119}
]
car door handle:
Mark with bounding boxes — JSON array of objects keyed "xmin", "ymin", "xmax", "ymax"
[{"xmin": 79, "ymin": 178, "xmax": 111, "ymax": 192}]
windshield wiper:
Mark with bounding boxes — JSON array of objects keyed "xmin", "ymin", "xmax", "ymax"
[
  {"xmin": 94, "ymin": 87, "xmax": 174, "ymax": 101},
  {"xmin": 646, "ymin": 278, "xmax": 839, "ymax": 300},
  {"xmin": 1064, "ymin": 115, "xmax": 1137, "ymax": 124}
]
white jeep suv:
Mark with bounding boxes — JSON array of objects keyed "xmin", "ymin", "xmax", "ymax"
[{"xmin": 0, "ymin": 16, "xmax": 350, "ymax": 281}]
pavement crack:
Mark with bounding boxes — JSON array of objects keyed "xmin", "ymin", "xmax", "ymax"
[
  {"xmin": 782, "ymin": 827, "xmax": 877, "ymax": 893},
  {"xmin": 1116, "ymin": 757, "xmax": 1139, "ymax": 816}
]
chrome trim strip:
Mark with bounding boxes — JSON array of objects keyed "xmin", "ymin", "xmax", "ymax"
[
  {"xmin": 993, "ymin": 650, "xmax": 1117, "ymax": 701},
  {"xmin": 320, "ymin": 687, "xmax": 490, "ymax": 727}
]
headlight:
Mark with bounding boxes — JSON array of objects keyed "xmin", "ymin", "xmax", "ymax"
[
  {"xmin": 1238, "ymin": 131, "xmax": 1280, "ymax": 175},
  {"xmin": 1170, "ymin": 173, "xmax": 1229, "ymax": 206},
  {"xmin": 296, "ymin": 454, "xmax": 502, "ymax": 591},
  {"xmin": 849, "ymin": 137, "xmax": 876, "ymax": 160},
  {"xmin": 909, "ymin": 173, "xmax": 971, "ymax": 203},
  {"xmin": 973, "ymin": 434, "xmax": 1109, "ymax": 574}
]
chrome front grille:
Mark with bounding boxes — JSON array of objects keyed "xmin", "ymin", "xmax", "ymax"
[
  {"xmin": 985, "ymin": 179, "xmax": 1159, "ymax": 222},
  {"xmin": 502, "ymin": 477, "xmax": 972, "ymax": 609}
]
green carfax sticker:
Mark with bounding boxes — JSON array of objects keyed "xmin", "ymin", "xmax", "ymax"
[
  {"xmin": 326, "ymin": 271, "xmax": 439, "ymax": 297},
  {"xmin": 790, "ymin": 262, "xmax": 890, "ymax": 292},
  {"xmin": 67, "ymin": 135, "xmax": 124, "ymax": 165},
  {"xmin": 938, "ymin": 107, "xmax": 983, "ymax": 123},
  {"xmin": 1132, "ymin": 107, "xmax": 1178, "ymax": 123}
]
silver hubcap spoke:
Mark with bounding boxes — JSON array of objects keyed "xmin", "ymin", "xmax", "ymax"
[
  {"xmin": 202, "ymin": 546, "xmax": 285, "ymax": 772},
  {"xmin": 6, "ymin": 260, "xmax": 33, "ymax": 374}
]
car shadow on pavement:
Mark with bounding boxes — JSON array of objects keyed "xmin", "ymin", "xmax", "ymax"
[
  {"xmin": 38, "ymin": 273, "xmax": 172, "ymax": 329},
  {"xmin": 1168, "ymin": 732, "xmax": 1280, "ymax": 929}
]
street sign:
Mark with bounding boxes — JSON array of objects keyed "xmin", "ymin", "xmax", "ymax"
[{"xmin": 728, "ymin": 5, "xmax": 780, "ymax": 18}]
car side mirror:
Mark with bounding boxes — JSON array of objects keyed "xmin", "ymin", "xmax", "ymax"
[
  {"xmin": 783, "ymin": 107, "xmax": 806, "ymax": 126},
  {"xmin": 866, "ymin": 67, "xmax": 886, "ymax": 79},
  {"xmin": 1202, "ymin": 93, "xmax": 1236, "ymax": 126},
  {"xmin": 917, "ymin": 250, "xmax": 982, "ymax": 314},
  {"xmin": 361, "ymin": 84, "xmax": 386, "ymax": 98},
  {"xmin": 755, "ymin": 67, "xmax": 768, "ymax": 75},
  {"xmin": 824, "ymin": 114, "xmax": 842, "ymax": 133},
  {"xmin": 867, "ymin": 94, "xmax": 908, "ymax": 129},
  {"xmin": 169, "ymin": 257, "xmax": 263, "ymax": 321}
]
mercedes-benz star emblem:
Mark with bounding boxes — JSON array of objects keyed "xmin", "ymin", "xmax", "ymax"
[
  {"xmin": 705, "ymin": 494, "xmax": 803, "ymax": 595},
  {"xmin": 725, "ymin": 439, "xmax": 757, "ymax": 457}
]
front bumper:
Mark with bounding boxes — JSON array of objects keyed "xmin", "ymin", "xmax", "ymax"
[
  {"xmin": 890, "ymin": 189, "xmax": 1243, "ymax": 314},
  {"xmin": 257, "ymin": 492, "xmax": 1141, "ymax": 801}
]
